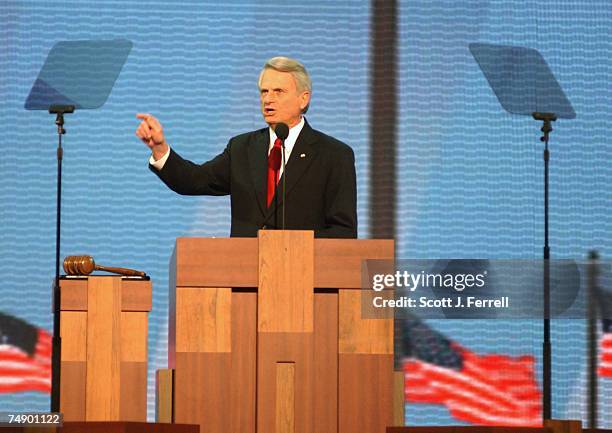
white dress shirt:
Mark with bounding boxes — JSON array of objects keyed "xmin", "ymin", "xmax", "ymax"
[{"xmin": 267, "ymin": 116, "xmax": 304, "ymax": 179}]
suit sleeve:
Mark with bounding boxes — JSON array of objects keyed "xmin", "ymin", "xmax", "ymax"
[
  {"xmin": 316, "ymin": 146, "xmax": 358, "ymax": 239},
  {"xmin": 150, "ymin": 145, "xmax": 231, "ymax": 196}
]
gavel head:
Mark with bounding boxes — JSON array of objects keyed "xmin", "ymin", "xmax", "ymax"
[{"xmin": 63, "ymin": 255, "xmax": 96, "ymax": 275}]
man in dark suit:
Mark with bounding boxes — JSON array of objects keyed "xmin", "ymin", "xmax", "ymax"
[{"xmin": 135, "ymin": 57, "xmax": 357, "ymax": 238}]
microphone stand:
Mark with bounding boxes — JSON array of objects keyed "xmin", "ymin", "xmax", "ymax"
[
  {"xmin": 587, "ymin": 250, "xmax": 600, "ymax": 428},
  {"xmin": 272, "ymin": 140, "xmax": 287, "ymax": 230},
  {"xmin": 533, "ymin": 111, "xmax": 556, "ymax": 420},
  {"xmin": 49, "ymin": 104, "xmax": 74, "ymax": 412},
  {"xmin": 281, "ymin": 142, "xmax": 286, "ymax": 230},
  {"xmin": 274, "ymin": 169, "xmax": 279, "ymax": 229}
]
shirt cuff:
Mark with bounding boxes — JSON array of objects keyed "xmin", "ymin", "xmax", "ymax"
[{"xmin": 149, "ymin": 147, "xmax": 171, "ymax": 170}]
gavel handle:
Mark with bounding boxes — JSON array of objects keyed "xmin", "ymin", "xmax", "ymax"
[{"xmin": 94, "ymin": 265, "xmax": 146, "ymax": 277}]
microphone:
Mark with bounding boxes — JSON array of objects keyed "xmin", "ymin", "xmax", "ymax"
[
  {"xmin": 273, "ymin": 123, "xmax": 289, "ymax": 230},
  {"xmin": 275, "ymin": 122, "xmax": 289, "ymax": 140}
]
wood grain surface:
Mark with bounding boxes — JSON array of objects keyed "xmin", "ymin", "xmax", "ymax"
[
  {"xmin": 339, "ymin": 289, "xmax": 393, "ymax": 355},
  {"xmin": 258, "ymin": 230, "xmax": 314, "ymax": 333},
  {"xmin": 60, "ymin": 278, "xmax": 151, "ymax": 311},
  {"xmin": 276, "ymin": 363, "xmax": 296, "ymax": 433},
  {"xmin": 339, "ymin": 353, "xmax": 394, "ymax": 433},
  {"xmin": 258, "ymin": 333, "xmax": 314, "ymax": 433},
  {"xmin": 59, "ymin": 277, "xmax": 150, "ymax": 422},
  {"xmin": 172, "ymin": 236, "xmax": 393, "ymax": 288},
  {"xmin": 155, "ymin": 369, "xmax": 174, "ymax": 423},
  {"xmin": 175, "ymin": 287, "xmax": 231, "ymax": 353},
  {"xmin": 85, "ymin": 276, "xmax": 121, "ymax": 420}
]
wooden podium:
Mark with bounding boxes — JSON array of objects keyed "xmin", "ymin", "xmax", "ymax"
[
  {"xmin": 168, "ymin": 231, "xmax": 394, "ymax": 433},
  {"xmin": 59, "ymin": 276, "xmax": 151, "ymax": 421}
]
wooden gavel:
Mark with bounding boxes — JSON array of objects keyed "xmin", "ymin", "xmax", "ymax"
[{"xmin": 63, "ymin": 255, "xmax": 146, "ymax": 277}]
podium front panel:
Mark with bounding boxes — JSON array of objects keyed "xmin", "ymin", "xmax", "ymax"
[
  {"xmin": 59, "ymin": 276, "xmax": 151, "ymax": 422},
  {"xmin": 170, "ymin": 234, "xmax": 394, "ymax": 433}
]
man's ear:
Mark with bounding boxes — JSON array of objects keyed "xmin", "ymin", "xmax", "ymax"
[{"xmin": 300, "ymin": 91, "xmax": 311, "ymax": 111}]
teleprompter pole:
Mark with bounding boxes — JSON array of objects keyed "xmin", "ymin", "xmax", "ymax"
[
  {"xmin": 533, "ymin": 111, "xmax": 556, "ymax": 420},
  {"xmin": 49, "ymin": 104, "xmax": 74, "ymax": 413}
]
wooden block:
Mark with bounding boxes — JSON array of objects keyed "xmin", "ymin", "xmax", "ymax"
[
  {"xmin": 338, "ymin": 289, "xmax": 393, "ymax": 354},
  {"xmin": 339, "ymin": 354, "xmax": 393, "ymax": 433},
  {"xmin": 121, "ymin": 312, "xmax": 148, "ymax": 362},
  {"xmin": 171, "ymin": 237, "xmax": 394, "ymax": 289},
  {"xmin": 85, "ymin": 276, "xmax": 121, "ymax": 420},
  {"xmin": 156, "ymin": 369, "xmax": 174, "ymax": 423},
  {"xmin": 120, "ymin": 362, "xmax": 147, "ymax": 421},
  {"xmin": 229, "ymin": 292, "xmax": 257, "ymax": 433},
  {"xmin": 60, "ymin": 279, "xmax": 88, "ymax": 311},
  {"xmin": 175, "ymin": 287, "xmax": 231, "ymax": 353},
  {"xmin": 60, "ymin": 312, "xmax": 86, "ymax": 362},
  {"xmin": 168, "ymin": 259, "xmax": 177, "ymax": 369},
  {"xmin": 174, "ymin": 352, "xmax": 232, "ymax": 433},
  {"xmin": 393, "ymin": 370, "xmax": 405, "ymax": 427},
  {"xmin": 59, "ymin": 277, "xmax": 150, "ymax": 423},
  {"xmin": 60, "ymin": 278, "xmax": 152, "ymax": 312},
  {"xmin": 174, "ymin": 237, "xmax": 258, "ymax": 288},
  {"xmin": 313, "ymin": 293, "xmax": 338, "ymax": 433},
  {"xmin": 276, "ymin": 363, "xmax": 296, "ymax": 433},
  {"xmin": 172, "ymin": 292, "xmax": 257, "ymax": 433},
  {"xmin": 258, "ymin": 333, "xmax": 313, "ymax": 433},
  {"xmin": 60, "ymin": 361, "xmax": 86, "ymax": 421},
  {"xmin": 258, "ymin": 230, "xmax": 314, "ymax": 333},
  {"xmin": 544, "ymin": 420, "xmax": 582, "ymax": 433},
  {"xmin": 314, "ymin": 239, "xmax": 394, "ymax": 288},
  {"xmin": 120, "ymin": 280, "xmax": 152, "ymax": 311}
]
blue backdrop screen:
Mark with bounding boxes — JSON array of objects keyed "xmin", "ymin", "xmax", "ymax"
[{"xmin": 0, "ymin": 0, "xmax": 610, "ymax": 425}]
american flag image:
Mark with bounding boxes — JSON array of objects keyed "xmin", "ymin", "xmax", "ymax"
[
  {"xmin": 0, "ymin": 312, "xmax": 51, "ymax": 393},
  {"xmin": 402, "ymin": 320, "xmax": 541, "ymax": 426},
  {"xmin": 599, "ymin": 319, "xmax": 612, "ymax": 378}
]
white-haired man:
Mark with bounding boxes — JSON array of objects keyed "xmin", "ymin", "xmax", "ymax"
[{"xmin": 136, "ymin": 57, "xmax": 357, "ymax": 238}]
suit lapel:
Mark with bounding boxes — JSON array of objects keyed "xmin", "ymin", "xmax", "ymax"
[
  {"xmin": 264, "ymin": 121, "xmax": 319, "ymax": 223},
  {"xmin": 248, "ymin": 128, "xmax": 269, "ymax": 217}
]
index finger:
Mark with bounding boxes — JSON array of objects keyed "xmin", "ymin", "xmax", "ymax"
[
  {"xmin": 136, "ymin": 113, "xmax": 162, "ymax": 132},
  {"xmin": 146, "ymin": 116, "xmax": 162, "ymax": 132}
]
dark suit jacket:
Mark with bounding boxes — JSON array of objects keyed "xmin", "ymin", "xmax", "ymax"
[{"xmin": 151, "ymin": 121, "xmax": 357, "ymax": 238}]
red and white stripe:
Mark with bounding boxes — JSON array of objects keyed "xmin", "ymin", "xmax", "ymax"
[
  {"xmin": 404, "ymin": 345, "xmax": 541, "ymax": 427},
  {"xmin": 0, "ymin": 329, "xmax": 51, "ymax": 394},
  {"xmin": 599, "ymin": 332, "xmax": 612, "ymax": 378}
]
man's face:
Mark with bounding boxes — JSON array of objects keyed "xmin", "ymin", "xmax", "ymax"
[{"xmin": 260, "ymin": 69, "xmax": 310, "ymax": 128}]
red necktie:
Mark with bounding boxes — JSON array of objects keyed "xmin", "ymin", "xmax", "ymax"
[{"xmin": 267, "ymin": 138, "xmax": 282, "ymax": 207}]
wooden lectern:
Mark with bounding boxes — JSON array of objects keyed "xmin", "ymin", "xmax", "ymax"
[
  {"xmin": 169, "ymin": 231, "xmax": 394, "ymax": 433},
  {"xmin": 59, "ymin": 276, "xmax": 151, "ymax": 421}
]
